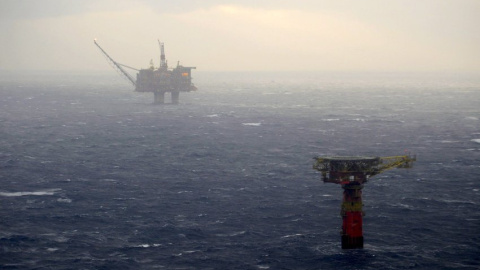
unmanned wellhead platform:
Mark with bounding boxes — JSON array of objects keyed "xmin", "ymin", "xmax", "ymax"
[
  {"xmin": 94, "ymin": 39, "xmax": 196, "ymax": 104},
  {"xmin": 313, "ymin": 155, "xmax": 416, "ymax": 249}
]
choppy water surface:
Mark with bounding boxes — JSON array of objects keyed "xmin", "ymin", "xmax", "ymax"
[{"xmin": 1, "ymin": 72, "xmax": 479, "ymax": 269}]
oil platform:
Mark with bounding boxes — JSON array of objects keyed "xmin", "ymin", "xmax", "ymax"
[
  {"xmin": 313, "ymin": 155, "xmax": 416, "ymax": 249},
  {"xmin": 94, "ymin": 39, "xmax": 196, "ymax": 104}
]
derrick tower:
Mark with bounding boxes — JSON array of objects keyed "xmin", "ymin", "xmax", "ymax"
[
  {"xmin": 94, "ymin": 39, "xmax": 196, "ymax": 104},
  {"xmin": 313, "ymin": 155, "xmax": 416, "ymax": 249}
]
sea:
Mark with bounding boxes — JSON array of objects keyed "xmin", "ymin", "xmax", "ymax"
[{"xmin": 0, "ymin": 71, "xmax": 479, "ymax": 269}]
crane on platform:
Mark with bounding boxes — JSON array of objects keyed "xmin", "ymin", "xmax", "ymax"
[{"xmin": 312, "ymin": 155, "xmax": 416, "ymax": 249}]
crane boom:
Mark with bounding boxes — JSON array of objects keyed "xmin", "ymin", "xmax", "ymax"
[
  {"xmin": 313, "ymin": 155, "xmax": 416, "ymax": 184},
  {"xmin": 372, "ymin": 155, "xmax": 416, "ymax": 176},
  {"xmin": 94, "ymin": 39, "xmax": 136, "ymax": 86}
]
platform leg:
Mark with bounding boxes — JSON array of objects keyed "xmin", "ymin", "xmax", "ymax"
[
  {"xmin": 154, "ymin": 92, "xmax": 165, "ymax": 104},
  {"xmin": 171, "ymin": 91, "xmax": 180, "ymax": 104},
  {"xmin": 341, "ymin": 183, "xmax": 364, "ymax": 249}
]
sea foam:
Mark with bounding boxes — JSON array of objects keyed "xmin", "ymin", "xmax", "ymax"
[
  {"xmin": 0, "ymin": 188, "xmax": 61, "ymax": 197},
  {"xmin": 242, "ymin": 123, "xmax": 261, "ymax": 126}
]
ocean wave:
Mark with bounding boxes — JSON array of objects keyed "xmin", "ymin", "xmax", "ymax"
[
  {"xmin": 134, "ymin": 243, "xmax": 162, "ymax": 248},
  {"xmin": 242, "ymin": 123, "xmax": 262, "ymax": 126},
  {"xmin": 215, "ymin": 231, "xmax": 246, "ymax": 237},
  {"xmin": 281, "ymin": 234, "xmax": 303, "ymax": 238},
  {"xmin": 0, "ymin": 188, "xmax": 61, "ymax": 197},
  {"xmin": 322, "ymin": 119, "xmax": 340, "ymax": 122},
  {"xmin": 57, "ymin": 198, "xmax": 72, "ymax": 203},
  {"xmin": 347, "ymin": 118, "xmax": 366, "ymax": 122}
]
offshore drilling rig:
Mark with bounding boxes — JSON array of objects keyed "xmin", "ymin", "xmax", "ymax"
[
  {"xmin": 313, "ymin": 155, "xmax": 416, "ymax": 249},
  {"xmin": 94, "ymin": 39, "xmax": 196, "ymax": 104}
]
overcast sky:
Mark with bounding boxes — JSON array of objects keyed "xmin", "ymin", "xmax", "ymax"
[{"xmin": 1, "ymin": 0, "xmax": 479, "ymax": 72}]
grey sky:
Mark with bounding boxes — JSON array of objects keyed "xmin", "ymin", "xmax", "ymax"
[{"xmin": 1, "ymin": 0, "xmax": 479, "ymax": 72}]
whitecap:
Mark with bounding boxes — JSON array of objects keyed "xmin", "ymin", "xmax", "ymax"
[
  {"xmin": 471, "ymin": 139, "xmax": 480, "ymax": 144},
  {"xmin": 281, "ymin": 234, "xmax": 303, "ymax": 238},
  {"xmin": 232, "ymin": 231, "xmax": 246, "ymax": 236},
  {"xmin": 183, "ymin": 250, "xmax": 199, "ymax": 254},
  {"xmin": 216, "ymin": 231, "xmax": 246, "ymax": 237},
  {"xmin": 349, "ymin": 118, "xmax": 366, "ymax": 122},
  {"xmin": 465, "ymin": 116, "xmax": 478, "ymax": 120},
  {"xmin": 57, "ymin": 198, "xmax": 72, "ymax": 203},
  {"xmin": 135, "ymin": 243, "xmax": 162, "ymax": 248},
  {"xmin": 242, "ymin": 123, "xmax": 261, "ymax": 126},
  {"xmin": 322, "ymin": 119, "xmax": 340, "ymax": 122},
  {"xmin": 0, "ymin": 188, "xmax": 61, "ymax": 197},
  {"xmin": 391, "ymin": 203, "xmax": 414, "ymax": 209},
  {"xmin": 440, "ymin": 199, "xmax": 476, "ymax": 204},
  {"xmin": 206, "ymin": 114, "xmax": 219, "ymax": 118}
]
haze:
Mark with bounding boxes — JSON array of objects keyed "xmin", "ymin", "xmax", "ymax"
[{"xmin": 1, "ymin": 0, "xmax": 479, "ymax": 73}]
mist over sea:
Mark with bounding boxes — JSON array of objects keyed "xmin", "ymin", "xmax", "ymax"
[{"xmin": 1, "ymin": 71, "xmax": 479, "ymax": 269}]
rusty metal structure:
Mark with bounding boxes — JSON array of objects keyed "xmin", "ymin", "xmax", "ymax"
[
  {"xmin": 94, "ymin": 39, "xmax": 196, "ymax": 104},
  {"xmin": 313, "ymin": 155, "xmax": 416, "ymax": 249}
]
